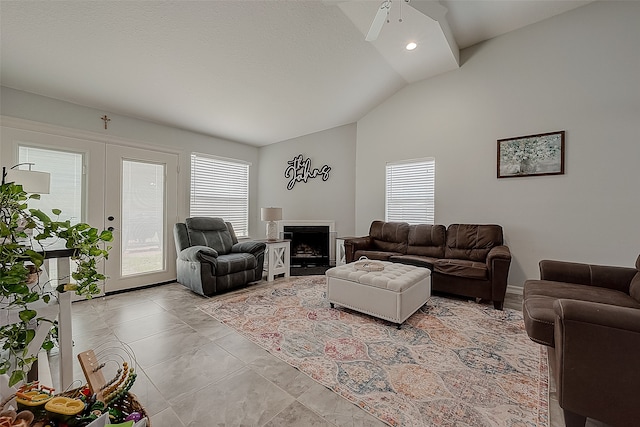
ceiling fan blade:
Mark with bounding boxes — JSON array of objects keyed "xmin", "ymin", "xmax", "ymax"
[{"xmin": 365, "ymin": 1, "xmax": 391, "ymax": 42}]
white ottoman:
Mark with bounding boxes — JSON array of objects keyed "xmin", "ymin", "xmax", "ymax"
[{"xmin": 325, "ymin": 261, "xmax": 431, "ymax": 327}]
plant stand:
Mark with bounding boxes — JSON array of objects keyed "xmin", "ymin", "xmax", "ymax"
[{"xmin": 0, "ymin": 251, "xmax": 74, "ymax": 393}]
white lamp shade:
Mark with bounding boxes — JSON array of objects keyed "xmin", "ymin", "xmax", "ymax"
[
  {"xmin": 5, "ymin": 169, "xmax": 51, "ymax": 194},
  {"xmin": 261, "ymin": 207, "xmax": 282, "ymax": 222}
]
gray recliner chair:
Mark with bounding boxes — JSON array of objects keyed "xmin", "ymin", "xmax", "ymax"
[{"xmin": 173, "ymin": 217, "xmax": 266, "ymax": 296}]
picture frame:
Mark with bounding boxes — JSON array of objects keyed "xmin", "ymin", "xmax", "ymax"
[{"xmin": 497, "ymin": 130, "xmax": 565, "ymax": 178}]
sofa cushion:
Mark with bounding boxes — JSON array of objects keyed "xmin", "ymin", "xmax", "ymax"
[
  {"xmin": 523, "ymin": 295, "xmax": 557, "ymax": 346},
  {"xmin": 390, "ymin": 254, "xmax": 439, "ymax": 270},
  {"xmin": 215, "ymin": 253, "xmax": 258, "ymax": 276},
  {"xmin": 433, "ymin": 258, "xmax": 488, "ymax": 280},
  {"xmin": 354, "ymin": 250, "xmax": 402, "ymax": 261},
  {"xmin": 406, "ymin": 224, "xmax": 446, "ymax": 258},
  {"xmin": 523, "ymin": 279, "xmax": 640, "ymax": 347},
  {"xmin": 444, "ymin": 224, "xmax": 503, "ymax": 262},
  {"xmin": 524, "ymin": 280, "xmax": 640, "ymax": 308},
  {"xmin": 369, "ymin": 220, "xmax": 409, "ymax": 254}
]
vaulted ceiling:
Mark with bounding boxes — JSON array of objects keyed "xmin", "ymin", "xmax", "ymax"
[{"xmin": 0, "ymin": 1, "xmax": 592, "ymax": 146}]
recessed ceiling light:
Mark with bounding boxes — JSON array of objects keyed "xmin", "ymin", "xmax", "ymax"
[{"xmin": 406, "ymin": 42, "xmax": 417, "ymax": 51}]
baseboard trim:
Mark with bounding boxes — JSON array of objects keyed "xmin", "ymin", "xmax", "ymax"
[{"xmin": 506, "ymin": 285, "xmax": 524, "ymax": 295}]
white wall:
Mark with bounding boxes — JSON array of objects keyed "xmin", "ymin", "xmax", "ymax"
[
  {"xmin": 257, "ymin": 124, "xmax": 356, "ymax": 239},
  {"xmin": 355, "ymin": 1, "xmax": 640, "ymax": 287},
  {"xmin": 0, "ymin": 86, "xmax": 262, "ymax": 237}
]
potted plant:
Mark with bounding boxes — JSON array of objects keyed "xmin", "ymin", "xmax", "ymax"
[{"xmin": 0, "ymin": 181, "xmax": 113, "ymax": 387}]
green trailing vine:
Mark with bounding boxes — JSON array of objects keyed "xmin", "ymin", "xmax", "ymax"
[{"xmin": 0, "ymin": 181, "xmax": 113, "ymax": 386}]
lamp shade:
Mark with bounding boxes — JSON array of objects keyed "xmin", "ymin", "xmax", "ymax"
[
  {"xmin": 261, "ymin": 207, "xmax": 282, "ymax": 222},
  {"xmin": 5, "ymin": 169, "xmax": 51, "ymax": 194}
]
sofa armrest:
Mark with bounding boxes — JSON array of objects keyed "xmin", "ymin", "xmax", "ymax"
[
  {"xmin": 343, "ymin": 236, "xmax": 372, "ymax": 263},
  {"xmin": 553, "ymin": 299, "xmax": 640, "ymax": 424},
  {"xmin": 540, "ymin": 260, "xmax": 636, "ymax": 293},
  {"xmin": 232, "ymin": 240, "xmax": 266, "ymax": 256},
  {"xmin": 178, "ymin": 245, "xmax": 218, "ymax": 263},
  {"xmin": 486, "ymin": 245, "xmax": 511, "ymax": 307},
  {"xmin": 486, "ymin": 245, "xmax": 511, "ymax": 265}
]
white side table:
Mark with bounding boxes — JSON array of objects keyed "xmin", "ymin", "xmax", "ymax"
[{"xmin": 260, "ymin": 239, "xmax": 291, "ymax": 281}]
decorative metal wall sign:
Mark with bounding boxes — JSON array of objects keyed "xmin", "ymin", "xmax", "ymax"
[{"xmin": 284, "ymin": 154, "xmax": 331, "ymax": 190}]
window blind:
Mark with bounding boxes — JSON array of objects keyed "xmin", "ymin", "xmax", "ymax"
[
  {"xmin": 190, "ymin": 154, "xmax": 250, "ymax": 237},
  {"xmin": 19, "ymin": 146, "xmax": 84, "ymax": 223},
  {"xmin": 385, "ymin": 158, "xmax": 435, "ymax": 225}
]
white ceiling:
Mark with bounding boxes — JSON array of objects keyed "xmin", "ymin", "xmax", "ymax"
[{"xmin": 0, "ymin": 1, "xmax": 592, "ymax": 146}]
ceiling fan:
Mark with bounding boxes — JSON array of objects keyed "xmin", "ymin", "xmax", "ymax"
[{"xmin": 365, "ymin": 0, "xmax": 410, "ymax": 42}]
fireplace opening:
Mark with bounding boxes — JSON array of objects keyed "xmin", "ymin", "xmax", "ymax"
[{"xmin": 283, "ymin": 225, "xmax": 330, "ymax": 267}]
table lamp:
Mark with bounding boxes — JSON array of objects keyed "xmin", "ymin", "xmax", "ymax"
[
  {"xmin": 261, "ymin": 207, "xmax": 282, "ymax": 240},
  {"xmin": 2, "ymin": 163, "xmax": 51, "ymax": 194}
]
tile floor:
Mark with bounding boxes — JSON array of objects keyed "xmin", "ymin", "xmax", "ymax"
[{"xmin": 46, "ymin": 279, "xmax": 606, "ymax": 427}]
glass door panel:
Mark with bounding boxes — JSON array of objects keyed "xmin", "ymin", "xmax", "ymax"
[
  {"xmin": 18, "ymin": 146, "xmax": 84, "ymax": 251},
  {"xmin": 121, "ymin": 160, "xmax": 165, "ymax": 276}
]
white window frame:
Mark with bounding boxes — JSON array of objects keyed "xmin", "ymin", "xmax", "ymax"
[
  {"xmin": 385, "ymin": 157, "xmax": 435, "ymax": 225},
  {"xmin": 190, "ymin": 153, "xmax": 250, "ymax": 238}
]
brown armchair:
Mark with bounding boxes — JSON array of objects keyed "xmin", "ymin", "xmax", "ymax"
[{"xmin": 523, "ymin": 255, "xmax": 640, "ymax": 427}]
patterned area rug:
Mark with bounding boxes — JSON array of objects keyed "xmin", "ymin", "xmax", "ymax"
[{"xmin": 198, "ymin": 276, "xmax": 548, "ymax": 427}]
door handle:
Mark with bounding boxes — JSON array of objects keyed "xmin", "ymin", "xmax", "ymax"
[{"xmin": 107, "ymin": 227, "xmax": 115, "ymax": 232}]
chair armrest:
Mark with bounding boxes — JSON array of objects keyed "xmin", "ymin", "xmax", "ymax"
[
  {"xmin": 553, "ymin": 299, "xmax": 640, "ymax": 423},
  {"xmin": 232, "ymin": 241, "xmax": 266, "ymax": 256},
  {"xmin": 343, "ymin": 236, "xmax": 372, "ymax": 263},
  {"xmin": 178, "ymin": 245, "xmax": 218, "ymax": 262},
  {"xmin": 540, "ymin": 260, "xmax": 636, "ymax": 293},
  {"xmin": 554, "ymin": 299, "xmax": 640, "ymax": 333}
]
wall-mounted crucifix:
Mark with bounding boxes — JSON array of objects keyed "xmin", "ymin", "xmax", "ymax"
[{"xmin": 100, "ymin": 115, "xmax": 111, "ymax": 129}]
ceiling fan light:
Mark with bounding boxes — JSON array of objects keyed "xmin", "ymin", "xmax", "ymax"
[{"xmin": 406, "ymin": 42, "xmax": 417, "ymax": 51}]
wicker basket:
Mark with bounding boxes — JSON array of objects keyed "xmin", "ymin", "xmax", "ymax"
[
  {"xmin": 107, "ymin": 392, "xmax": 150, "ymax": 426},
  {"xmin": 2, "ymin": 388, "xmax": 151, "ymax": 427},
  {"xmin": 353, "ymin": 258, "xmax": 385, "ymax": 272}
]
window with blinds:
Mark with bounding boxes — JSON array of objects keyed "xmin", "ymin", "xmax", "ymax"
[
  {"xmin": 385, "ymin": 158, "xmax": 435, "ymax": 225},
  {"xmin": 190, "ymin": 154, "xmax": 250, "ymax": 237}
]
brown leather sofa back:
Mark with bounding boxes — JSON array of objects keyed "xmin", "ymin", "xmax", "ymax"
[
  {"xmin": 444, "ymin": 224, "xmax": 503, "ymax": 262},
  {"xmin": 540, "ymin": 258, "xmax": 638, "ymax": 295},
  {"xmin": 406, "ymin": 224, "xmax": 446, "ymax": 258},
  {"xmin": 369, "ymin": 220, "xmax": 409, "ymax": 254}
]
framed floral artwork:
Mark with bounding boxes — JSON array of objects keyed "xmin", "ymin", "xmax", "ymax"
[{"xmin": 497, "ymin": 130, "xmax": 565, "ymax": 178}]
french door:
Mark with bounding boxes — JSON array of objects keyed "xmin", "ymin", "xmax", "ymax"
[
  {"xmin": 1, "ymin": 124, "xmax": 178, "ymax": 293},
  {"xmin": 104, "ymin": 145, "xmax": 178, "ymax": 292}
]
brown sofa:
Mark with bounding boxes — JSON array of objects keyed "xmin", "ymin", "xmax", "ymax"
[
  {"xmin": 344, "ymin": 221, "xmax": 512, "ymax": 309},
  {"xmin": 523, "ymin": 256, "xmax": 640, "ymax": 427}
]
